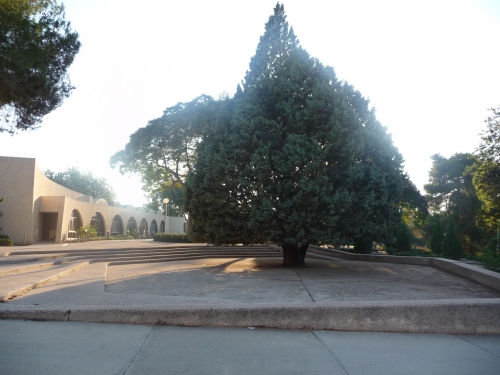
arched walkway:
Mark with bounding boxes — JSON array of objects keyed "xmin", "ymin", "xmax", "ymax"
[
  {"xmin": 90, "ymin": 212, "xmax": 105, "ymax": 237},
  {"xmin": 139, "ymin": 218, "xmax": 148, "ymax": 237},
  {"xmin": 127, "ymin": 217, "xmax": 137, "ymax": 234},
  {"xmin": 68, "ymin": 209, "xmax": 82, "ymax": 240},
  {"xmin": 111, "ymin": 215, "xmax": 123, "ymax": 236},
  {"xmin": 150, "ymin": 219, "xmax": 158, "ymax": 235},
  {"xmin": 160, "ymin": 220, "xmax": 165, "ymax": 233}
]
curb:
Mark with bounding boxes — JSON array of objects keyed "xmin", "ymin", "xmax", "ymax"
[{"xmin": 1, "ymin": 299, "xmax": 499, "ymax": 334}]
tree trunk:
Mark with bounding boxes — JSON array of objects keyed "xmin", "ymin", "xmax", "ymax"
[{"xmin": 281, "ymin": 243, "xmax": 308, "ymax": 267}]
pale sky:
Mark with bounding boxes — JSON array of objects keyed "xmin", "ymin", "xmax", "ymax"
[{"xmin": 2, "ymin": 0, "xmax": 500, "ymax": 207}]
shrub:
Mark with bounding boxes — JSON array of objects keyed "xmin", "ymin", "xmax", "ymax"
[
  {"xmin": 77, "ymin": 226, "xmax": 97, "ymax": 240},
  {"xmin": 353, "ymin": 238, "xmax": 373, "ymax": 254},
  {"xmin": 430, "ymin": 220, "xmax": 444, "ymax": 254},
  {"xmin": 395, "ymin": 223, "xmax": 412, "ymax": 252},
  {"xmin": 442, "ymin": 218, "xmax": 463, "ymax": 260},
  {"xmin": 154, "ymin": 233, "xmax": 191, "ymax": 243},
  {"xmin": 0, "ymin": 238, "xmax": 13, "ymax": 246}
]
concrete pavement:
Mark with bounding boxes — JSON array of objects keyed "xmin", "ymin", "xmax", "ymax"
[
  {"xmin": 1, "ymin": 319, "xmax": 499, "ymax": 375},
  {"xmin": 1, "ymin": 240, "xmax": 500, "ymax": 333}
]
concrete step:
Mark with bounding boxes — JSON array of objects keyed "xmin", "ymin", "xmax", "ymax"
[
  {"xmin": 7, "ymin": 245, "xmax": 278, "ymax": 256},
  {"xmin": 0, "ymin": 262, "xmax": 89, "ymax": 302},
  {"xmin": 0, "ymin": 254, "xmax": 69, "ymax": 265},
  {"xmin": 107, "ymin": 253, "xmax": 283, "ymax": 266},
  {"xmin": 1, "ymin": 247, "xmax": 282, "ymax": 266},
  {"xmin": 0, "ymin": 260, "xmax": 73, "ymax": 276}
]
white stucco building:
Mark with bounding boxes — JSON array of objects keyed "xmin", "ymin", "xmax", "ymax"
[{"xmin": 0, "ymin": 156, "xmax": 185, "ymax": 245}]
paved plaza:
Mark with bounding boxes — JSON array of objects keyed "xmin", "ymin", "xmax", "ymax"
[{"xmin": 1, "ymin": 240, "xmax": 500, "ymax": 374}]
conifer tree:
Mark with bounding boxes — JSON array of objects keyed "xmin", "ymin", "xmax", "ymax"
[
  {"xmin": 186, "ymin": 3, "xmax": 405, "ymax": 266},
  {"xmin": 442, "ymin": 217, "xmax": 463, "ymax": 260},
  {"xmin": 430, "ymin": 220, "xmax": 444, "ymax": 254}
]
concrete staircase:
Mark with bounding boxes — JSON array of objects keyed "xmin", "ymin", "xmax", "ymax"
[{"xmin": 0, "ymin": 244, "xmax": 282, "ymax": 301}]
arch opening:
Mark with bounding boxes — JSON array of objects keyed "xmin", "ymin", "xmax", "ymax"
[
  {"xmin": 111, "ymin": 215, "xmax": 123, "ymax": 236},
  {"xmin": 68, "ymin": 209, "xmax": 82, "ymax": 240},
  {"xmin": 90, "ymin": 212, "xmax": 105, "ymax": 237},
  {"xmin": 150, "ymin": 220, "xmax": 158, "ymax": 235},
  {"xmin": 127, "ymin": 217, "xmax": 137, "ymax": 234}
]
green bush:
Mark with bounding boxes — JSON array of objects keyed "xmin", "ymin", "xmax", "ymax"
[
  {"xmin": 442, "ymin": 218, "xmax": 463, "ymax": 260},
  {"xmin": 480, "ymin": 250, "xmax": 500, "ymax": 273},
  {"xmin": 0, "ymin": 238, "xmax": 13, "ymax": 246},
  {"xmin": 395, "ymin": 223, "xmax": 412, "ymax": 252},
  {"xmin": 77, "ymin": 226, "xmax": 97, "ymax": 240},
  {"xmin": 0, "ymin": 234, "xmax": 9, "ymax": 239},
  {"xmin": 353, "ymin": 238, "xmax": 373, "ymax": 254},
  {"xmin": 430, "ymin": 221, "xmax": 444, "ymax": 254},
  {"xmin": 154, "ymin": 233, "xmax": 191, "ymax": 243}
]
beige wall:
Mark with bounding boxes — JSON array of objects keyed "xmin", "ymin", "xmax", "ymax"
[{"xmin": 0, "ymin": 156, "xmax": 186, "ymax": 245}]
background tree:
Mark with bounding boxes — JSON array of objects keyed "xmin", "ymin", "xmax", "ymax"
[
  {"xmin": 0, "ymin": 0, "xmax": 81, "ymax": 134},
  {"xmin": 186, "ymin": 3, "xmax": 406, "ymax": 265},
  {"xmin": 430, "ymin": 220, "xmax": 444, "ymax": 254},
  {"xmin": 45, "ymin": 168, "xmax": 116, "ymax": 203},
  {"xmin": 424, "ymin": 153, "xmax": 483, "ymax": 253},
  {"xmin": 442, "ymin": 217, "xmax": 463, "ymax": 260},
  {"xmin": 470, "ymin": 106, "xmax": 500, "ymax": 231},
  {"xmin": 110, "ymin": 95, "xmax": 215, "ymax": 211}
]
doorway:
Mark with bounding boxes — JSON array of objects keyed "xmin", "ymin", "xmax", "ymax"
[{"xmin": 42, "ymin": 213, "xmax": 58, "ymax": 241}]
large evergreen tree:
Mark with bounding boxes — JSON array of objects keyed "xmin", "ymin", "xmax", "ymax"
[
  {"xmin": 186, "ymin": 3, "xmax": 406, "ymax": 266},
  {"xmin": 0, "ymin": 0, "xmax": 81, "ymax": 134}
]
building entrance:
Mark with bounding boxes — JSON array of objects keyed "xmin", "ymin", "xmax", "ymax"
[{"xmin": 42, "ymin": 213, "xmax": 58, "ymax": 241}]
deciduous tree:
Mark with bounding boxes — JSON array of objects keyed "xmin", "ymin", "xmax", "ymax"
[
  {"xmin": 110, "ymin": 95, "xmax": 215, "ymax": 205},
  {"xmin": 45, "ymin": 168, "xmax": 116, "ymax": 203}
]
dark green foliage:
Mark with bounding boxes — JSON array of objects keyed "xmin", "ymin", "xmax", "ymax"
[
  {"xmin": 154, "ymin": 233, "xmax": 191, "ymax": 243},
  {"xmin": 186, "ymin": 3, "xmax": 406, "ymax": 266},
  {"xmin": 400, "ymin": 177, "xmax": 428, "ymax": 226},
  {"xmin": 353, "ymin": 238, "xmax": 373, "ymax": 254},
  {"xmin": 424, "ymin": 153, "xmax": 484, "ymax": 254},
  {"xmin": 430, "ymin": 220, "xmax": 444, "ymax": 254},
  {"xmin": 45, "ymin": 168, "xmax": 116, "ymax": 203},
  {"xmin": 0, "ymin": 238, "xmax": 13, "ymax": 246},
  {"xmin": 395, "ymin": 222, "xmax": 412, "ymax": 252},
  {"xmin": 469, "ymin": 107, "xmax": 500, "ymax": 230},
  {"xmin": 479, "ymin": 236, "xmax": 500, "ymax": 272},
  {"xmin": 0, "ymin": 0, "xmax": 81, "ymax": 134},
  {"xmin": 442, "ymin": 218, "xmax": 463, "ymax": 260}
]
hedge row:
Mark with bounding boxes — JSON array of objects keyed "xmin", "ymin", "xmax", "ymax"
[
  {"xmin": 0, "ymin": 238, "xmax": 13, "ymax": 246},
  {"xmin": 153, "ymin": 233, "xmax": 191, "ymax": 243}
]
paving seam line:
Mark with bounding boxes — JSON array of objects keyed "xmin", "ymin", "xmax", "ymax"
[
  {"xmin": 311, "ymin": 331, "xmax": 350, "ymax": 375},
  {"xmin": 0, "ymin": 262, "xmax": 90, "ymax": 302},
  {"xmin": 120, "ymin": 325, "xmax": 154, "ymax": 375}
]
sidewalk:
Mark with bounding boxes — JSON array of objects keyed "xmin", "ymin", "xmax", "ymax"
[{"xmin": 1, "ymin": 319, "xmax": 499, "ymax": 375}]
